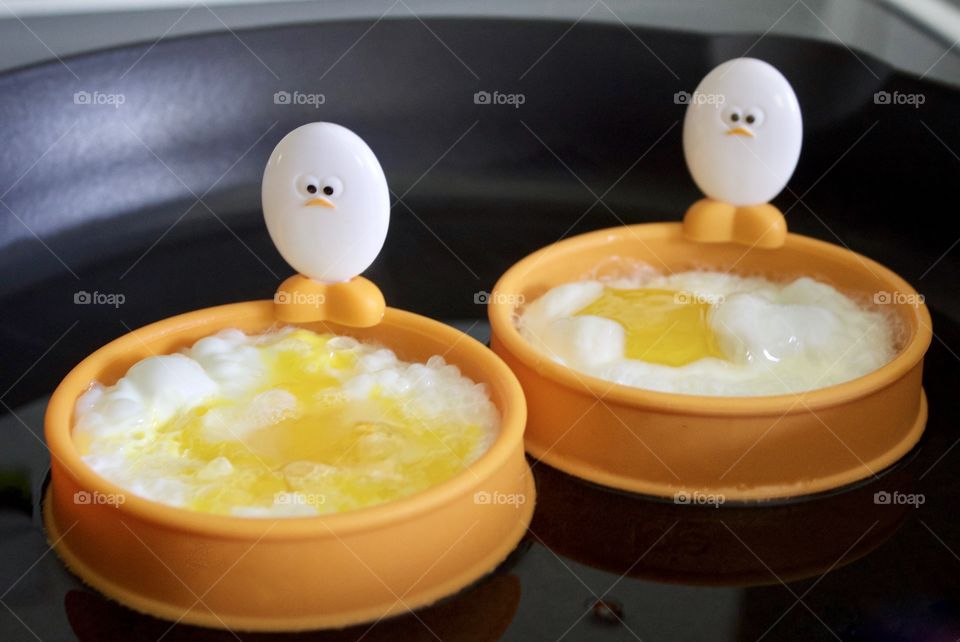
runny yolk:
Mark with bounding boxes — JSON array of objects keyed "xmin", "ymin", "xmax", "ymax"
[
  {"xmin": 576, "ymin": 288, "xmax": 726, "ymax": 367},
  {"xmin": 136, "ymin": 330, "xmax": 488, "ymax": 515}
]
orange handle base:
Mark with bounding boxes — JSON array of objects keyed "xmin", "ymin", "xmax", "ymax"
[
  {"xmin": 274, "ymin": 274, "xmax": 386, "ymax": 327},
  {"xmin": 683, "ymin": 198, "xmax": 787, "ymax": 249}
]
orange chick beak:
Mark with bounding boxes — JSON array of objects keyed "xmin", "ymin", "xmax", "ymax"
[
  {"xmin": 304, "ymin": 196, "xmax": 336, "ymax": 209},
  {"xmin": 725, "ymin": 126, "xmax": 754, "ymax": 138}
]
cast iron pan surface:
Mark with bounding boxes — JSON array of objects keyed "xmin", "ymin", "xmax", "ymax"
[{"xmin": 0, "ymin": 17, "xmax": 958, "ymax": 641}]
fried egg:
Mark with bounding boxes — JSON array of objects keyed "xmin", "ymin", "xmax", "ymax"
[
  {"xmin": 517, "ymin": 270, "xmax": 899, "ymax": 396},
  {"xmin": 73, "ymin": 328, "xmax": 498, "ymax": 517}
]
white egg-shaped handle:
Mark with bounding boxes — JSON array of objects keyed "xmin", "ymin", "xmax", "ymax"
[
  {"xmin": 681, "ymin": 58, "xmax": 800, "ymax": 249},
  {"xmin": 263, "ymin": 122, "xmax": 390, "ymax": 327},
  {"xmin": 262, "ymin": 122, "xmax": 390, "ymax": 283},
  {"xmin": 682, "ymin": 57, "xmax": 802, "ymax": 207}
]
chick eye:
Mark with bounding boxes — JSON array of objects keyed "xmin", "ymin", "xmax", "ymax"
[
  {"xmin": 745, "ymin": 108, "xmax": 765, "ymax": 127},
  {"xmin": 721, "ymin": 106, "xmax": 743, "ymax": 125},
  {"xmin": 321, "ymin": 176, "xmax": 343, "ymax": 198},
  {"xmin": 296, "ymin": 175, "xmax": 321, "ymax": 197}
]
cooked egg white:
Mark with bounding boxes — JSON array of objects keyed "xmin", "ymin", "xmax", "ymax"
[
  {"xmin": 517, "ymin": 270, "xmax": 899, "ymax": 396},
  {"xmin": 74, "ymin": 328, "xmax": 499, "ymax": 517}
]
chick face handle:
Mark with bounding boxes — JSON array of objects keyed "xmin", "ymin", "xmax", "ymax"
[
  {"xmin": 681, "ymin": 58, "xmax": 802, "ymax": 249},
  {"xmin": 262, "ymin": 122, "xmax": 389, "ymax": 327}
]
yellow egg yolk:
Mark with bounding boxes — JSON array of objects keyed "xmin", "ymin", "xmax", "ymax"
[
  {"xmin": 576, "ymin": 288, "xmax": 726, "ymax": 367},
  {"xmin": 114, "ymin": 330, "xmax": 489, "ymax": 516}
]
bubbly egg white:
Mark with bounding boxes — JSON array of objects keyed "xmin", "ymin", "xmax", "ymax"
[
  {"xmin": 517, "ymin": 270, "xmax": 899, "ymax": 396},
  {"xmin": 74, "ymin": 328, "xmax": 499, "ymax": 517}
]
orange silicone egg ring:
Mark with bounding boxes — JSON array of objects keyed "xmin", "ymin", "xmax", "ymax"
[
  {"xmin": 44, "ymin": 302, "xmax": 534, "ymax": 631},
  {"xmin": 489, "ymin": 222, "xmax": 930, "ymax": 502}
]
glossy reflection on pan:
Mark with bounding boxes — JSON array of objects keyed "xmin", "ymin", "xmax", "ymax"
[
  {"xmin": 529, "ymin": 448, "xmax": 920, "ymax": 587},
  {"xmin": 65, "ymin": 564, "xmax": 525, "ymax": 641}
]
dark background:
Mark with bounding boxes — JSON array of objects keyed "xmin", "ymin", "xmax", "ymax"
[{"xmin": 0, "ymin": 13, "xmax": 958, "ymax": 642}]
